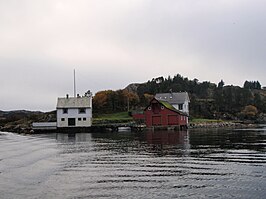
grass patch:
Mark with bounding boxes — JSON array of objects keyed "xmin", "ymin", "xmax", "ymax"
[
  {"xmin": 94, "ymin": 112, "xmax": 132, "ymax": 120},
  {"xmin": 93, "ymin": 112, "xmax": 133, "ymax": 124}
]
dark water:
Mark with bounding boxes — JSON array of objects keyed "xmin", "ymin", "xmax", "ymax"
[{"xmin": 1, "ymin": 126, "xmax": 266, "ymax": 199}]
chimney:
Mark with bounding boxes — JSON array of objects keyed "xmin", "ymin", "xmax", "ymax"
[{"xmin": 85, "ymin": 90, "xmax": 92, "ymax": 97}]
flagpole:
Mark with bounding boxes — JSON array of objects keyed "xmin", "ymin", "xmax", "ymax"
[{"xmin": 74, "ymin": 69, "xmax": 76, "ymax": 97}]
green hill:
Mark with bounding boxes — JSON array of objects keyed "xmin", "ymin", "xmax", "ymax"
[{"xmin": 125, "ymin": 74, "xmax": 266, "ymax": 121}]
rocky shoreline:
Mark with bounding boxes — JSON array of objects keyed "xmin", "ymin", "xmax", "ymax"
[
  {"xmin": 0, "ymin": 110, "xmax": 56, "ymax": 134},
  {"xmin": 0, "ymin": 124, "xmax": 32, "ymax": 134},
  {"xmin": 188, "ymin": 121, "xmax": 257, "ymax": 129},
  {"xmin": 0, "ymin": 121, "xmax": 260, "ymax": 134}
]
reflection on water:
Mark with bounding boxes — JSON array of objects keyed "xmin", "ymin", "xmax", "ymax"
[
  {"xmin": 0, "ymin": 127, "xmax": 266, "ymax": 198},
  {"xmin": 145, "ymin": 130, "xmax": 190, "ymax": 146},
  {"xmin": 56, "ymin": 133, "xmax": 92, "ymax": 143},
  {"xmin": 137, "ymin": 130, "xmax": 191, "ymax": 157}
]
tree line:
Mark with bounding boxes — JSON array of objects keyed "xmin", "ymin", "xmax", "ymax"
[
  {"xmin": 93, "ymin": 74, "xmax": 265, "ymax": 120},
  {"xmin": 93, "ymin": 90, "xmax": 140, "ymax": 113}
]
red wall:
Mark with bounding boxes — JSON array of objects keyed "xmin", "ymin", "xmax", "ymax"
[
  {"xmin": 132, "ymin": 113, "xmax": 145, "ymax": 120},
  {"xmin": 144, "ymin": 102, "xmax": 188, "ymax": 127}
]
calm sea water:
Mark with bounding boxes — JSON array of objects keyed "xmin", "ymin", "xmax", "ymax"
[{"xmin": 1, "ymin": 126, "xmax": 266, "ymax": 199}]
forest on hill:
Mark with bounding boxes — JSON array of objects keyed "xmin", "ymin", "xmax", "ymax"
[{"xmin": 93, "ymin": 74, "xmax": 266, "ymax": 121}]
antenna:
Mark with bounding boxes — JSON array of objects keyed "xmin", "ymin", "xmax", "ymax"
[{"xmin": 74, "ymin": 69, "xmax": 76, "ymax": 97}]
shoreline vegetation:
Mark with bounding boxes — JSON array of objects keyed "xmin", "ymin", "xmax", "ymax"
[
  {"xmin": 0, "ymin": 111, "xmax": 259, "ymax": 134},
  {"xmin": 1, "ymin": 74, "xmax": 266, "ymax": 133}
]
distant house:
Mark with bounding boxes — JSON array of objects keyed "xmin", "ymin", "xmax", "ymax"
[
  {"xmin": 143, "ymin": 98, "xmax": 188, "ymax": 128},
  {"xmin": 56, "ymin": 92, "xmax": 92, "ymax": 128},
  {"xmin": 155, "ymin": 92, "xmax": 190, "ymax": 115}
]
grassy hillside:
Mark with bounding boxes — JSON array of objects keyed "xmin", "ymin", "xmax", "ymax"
[{"xmin": 93, "ymin": 112, "xmax": 133, "ymax": 124}]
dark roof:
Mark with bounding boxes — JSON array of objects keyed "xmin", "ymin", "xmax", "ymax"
[{"xmin": 155, "ymin": 92, "xmax": 190, "ymax": 104}]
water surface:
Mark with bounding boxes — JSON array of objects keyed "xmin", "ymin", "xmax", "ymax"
[{"xmin": 1, "ymin": 126, "xmax": 266, "ymax": 198}]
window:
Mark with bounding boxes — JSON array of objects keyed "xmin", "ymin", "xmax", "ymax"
[
  {"xmin": 79, "ymin": 108, "xmax": 86, "ymax": 114},
  {"xmin": 83, "ymin": 118, "xmax": 86, "ymax": 121},
  {"xmin": 61, "ymin": 118, "xmax": 65, "ymax": 121},
  {"xmin": 178, "ymin": 104, "xmax": 183, "ymax": 110},
  {"xmin": 63, "ymin": 108, "xmax": 68, "ymax": 114},
  {"xmin": 78, "ymin": 118, "xmax": 81, "ymax": 121},
  {"xmin": 161, "ymin": 106, "xmax": 164, "ymax": 110}
]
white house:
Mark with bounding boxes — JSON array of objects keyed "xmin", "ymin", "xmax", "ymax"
[
  {"xmin": 56, "ymin": 92, "xmax": 92, "ymax": 128},
  {"xmin": 155, "ymin": 92, "xmax": 190, "ymax": 115}
]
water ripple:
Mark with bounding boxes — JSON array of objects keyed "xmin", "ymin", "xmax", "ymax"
[{"xmin": 0, "ymin": 128, "xmax": 266, "ymax": 198}]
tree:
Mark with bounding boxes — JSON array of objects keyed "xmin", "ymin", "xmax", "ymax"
[
  {"xmin": 93, "ymin": 91, "xmax": 109, "ymax": 112},
  {"xmin": 122, "ymin": 90, "xmax": 140, "ymax": 110},
  {"xmin": 218, "ymin": 80, "xmax": 224, "ymax": 88},
  {"xmin": 255, "ymin": 81, "xmax": 262, "ymax": 89},
  {"xmin": 243, "ymin": 80, "xmax": 261, "ymax": 90},
  {"xmin": 241, "ymin": 105, "xmax": 258, "ymax": 119}
]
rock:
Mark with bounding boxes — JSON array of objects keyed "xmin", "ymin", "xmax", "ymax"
[{"xmin": 188, "ymin": 121, "xmax": 255, "ymax": 129}]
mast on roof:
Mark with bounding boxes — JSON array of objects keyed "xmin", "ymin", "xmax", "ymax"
[{"xmin": 74, "ymin": 69, "xmax": 76, "ymax": 97}]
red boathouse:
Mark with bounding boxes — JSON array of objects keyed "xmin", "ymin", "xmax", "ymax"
[{"xmin": 133, "ymin": 98, "xmax": 188, "ymax": 129}]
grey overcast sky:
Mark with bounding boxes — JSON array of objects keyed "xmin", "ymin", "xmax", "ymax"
[{"xmin": 1, "ymin": 0, "xmax": 266, "ymax": 111}]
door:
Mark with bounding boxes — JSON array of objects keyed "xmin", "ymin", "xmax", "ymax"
[
  {"xmin": 68, "ymin": 118, "xmax": 76, "ymax": 126},
  {"xmin": 168, "ymin": 115, "xmax": 178, "ymax": 125},
  {"xmin": 152, "ymin": 116, "xmax": 161, "ymax": 126}
]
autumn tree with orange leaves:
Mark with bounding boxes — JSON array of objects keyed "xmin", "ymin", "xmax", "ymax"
[{"xmin": 93, "ymin": 90, "xmax": 139, "ymax": 113}]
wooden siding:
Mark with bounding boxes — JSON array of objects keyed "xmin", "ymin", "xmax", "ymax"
[{"xmin": 144, "ymin": 98, "xmax": 188, "ymax": 127}]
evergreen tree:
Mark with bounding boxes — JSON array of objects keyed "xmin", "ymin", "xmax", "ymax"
[
  {"xmin": 218, "ymin": 80, "xmax": 224, "ymax": 88},
  {"xmin": 243, "ymin": 80, "xmax": 262, "ymax": 90}
]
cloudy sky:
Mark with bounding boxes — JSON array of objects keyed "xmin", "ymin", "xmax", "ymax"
[{"xmin": 1, "ymin": 0, "xmax": 266, "ymax": 111}]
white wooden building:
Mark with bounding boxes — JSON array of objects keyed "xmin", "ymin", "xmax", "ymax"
[
  {"xmin": 155, "ymin": 92, "xmax": 190, "ymax": 115},
  {"xmin": 56, "ymin": 92, "xmax": 92, "ymax": 128}
]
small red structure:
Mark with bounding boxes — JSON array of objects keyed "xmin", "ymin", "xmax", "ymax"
[
  {"xmin": 133, "ymin": 98, "xmax": 188, "ymax": 129},
  {"xmin": 132, "ymin": 112, "xmax": 145, "ymax": 124}
]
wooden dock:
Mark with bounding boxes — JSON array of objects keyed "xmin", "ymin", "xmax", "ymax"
[
  {"xmin": 31, "ymin": 122, "xmax": 145, "ymax": 133},
  {"xmin": 92, "ymin": 123, "xmax": 146, "ymax": 132},
  {"xmin": 31, "ymin": 122, "xmax": 187, "ymax": 134}
]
